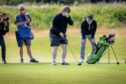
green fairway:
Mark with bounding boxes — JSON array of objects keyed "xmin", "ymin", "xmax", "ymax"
[
  {"xmin": 0, "ymin": 29, "xmax": 126, "ymax": 84},
  {"xmin": 0, "ymin": 63, "xmax": 126, "ymax": 84},
  {"xmin": 1, "ymin": 29, "xmax": 125, "ymax": 63},
  {"xmin": 0, "ymin": 2, "xmax": 126, "ymax": 84}
]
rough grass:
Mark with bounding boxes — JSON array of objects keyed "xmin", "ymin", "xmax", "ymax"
[
  {"xmin": 0, "ymin": 28, "xmax": 126, "ymax": 63},
  {"xmin": 0, "ymin": 28, "xmax": 126, "ymax": 84},
  {"xmin": 0, "ymin": 3, "xmax": 126, "ymax": 31}
]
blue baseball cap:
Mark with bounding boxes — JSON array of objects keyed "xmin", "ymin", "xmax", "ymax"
[{"xmin": 87, "ymin": 15, "xmax": 93, "ymax": 20}]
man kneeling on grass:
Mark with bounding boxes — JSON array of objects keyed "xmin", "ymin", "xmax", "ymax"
[
  {"xmin": 15, "ymin": 5, "xmax": 38, "ymax": 63},
  {"xmin": 49, "ymin": 6, "xmax": 73, "ymax": 65}
]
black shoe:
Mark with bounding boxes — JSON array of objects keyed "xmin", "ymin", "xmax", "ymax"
[
  {"xmin": 30, "ymin": 58, "xmax": 39, "ymax": 63},
  {"xmin": 61, "ymin": 62, "xmax": 69, "ymax": 65},
  {"xmin": 2, "ymin": 60, "xmax": 7, "ymax": 64}
]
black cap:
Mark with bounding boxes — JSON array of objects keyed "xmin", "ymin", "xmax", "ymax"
[{"xmin": 87, "ymin": 15, "xmax": 93, "ymax": 20}]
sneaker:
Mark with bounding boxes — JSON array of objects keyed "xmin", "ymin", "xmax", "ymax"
[
  {"xmin": 20, "ymin": 59, "xmax": 24, "ymax": 63},
  {"xmin": 61, "ymin": 62, "xmax": 69, "ymax": 65},
  {"xmin": 2, "ymin": 60, "xmax": 7, "ymax": 64},
  {"xmin": 30, "ymin": 58, "xmax": 39, "ymax": 63},
  {"xmin": 78, "ymin": 59, "xmax": 84, "ymax": 65},
  {"xmin": 52, "ymin": 61, "xmax": 56, "ymax": 65}
]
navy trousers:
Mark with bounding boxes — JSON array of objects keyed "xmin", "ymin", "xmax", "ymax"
[{"xmin": 0, "ymin": 36, "xmax": 6, "ymax": 61}]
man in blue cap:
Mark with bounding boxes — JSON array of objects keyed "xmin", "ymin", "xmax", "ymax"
[{"xmin": 78, "ymin": 15, "xmax": 97, "ymax": 65}]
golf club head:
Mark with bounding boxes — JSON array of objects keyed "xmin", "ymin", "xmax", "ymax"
[
  {"xmin": 78, "ymin": 62, "xmax": 82, "ymax": 66},
  {"xmin": 117, "ymin": 62, "xmax": 119, "ymax": 65}
]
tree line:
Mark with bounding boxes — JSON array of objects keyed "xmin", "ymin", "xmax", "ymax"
[{"xmin": 0, "ymin": 0, "xmax": 125, "ymax": 5}]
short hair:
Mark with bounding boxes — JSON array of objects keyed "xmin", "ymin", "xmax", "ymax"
[
  {"xmin": 18, "ymin": 4, "xmax": 25, "ymax": 10},
  {"xmin": 62, "ymin": 6, "xmax": 71, "ymax": 13}
]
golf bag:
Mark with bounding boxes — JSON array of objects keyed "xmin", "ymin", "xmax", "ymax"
[{"xmin": 87, "ymin": 33, "xmax": 115, "ymax": 64}]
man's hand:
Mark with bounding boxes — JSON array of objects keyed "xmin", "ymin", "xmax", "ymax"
[
  {"xmin": 24, "ymin": 14, "xmax": 30, "ymax": 23},
  {"xmin": 16, "ymin": 21, "xmax": 26, "ymax": 26},
  {"xmin": 0, "ymin": 16, "xmax": 4, "ymax": 22},
  {"xmin": 65, "ymin": 12, "xmax": 69, "ymax": 18},
  {"xmin": 60, "ymin": 32, "xmax": 64, "ymax": 38},
  {"xmin": 91, "ymin": 39, "xmax": 96, "ymax": 44},
  {"xmin": 81, "ymin": 39, "xmax": 86, "ymax": 45},
  {"xmin": 91, "ymin": 34, "xmax": 95, "ymax": 39}
]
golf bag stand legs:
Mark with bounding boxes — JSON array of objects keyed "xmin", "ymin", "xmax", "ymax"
[
  {"xmin": 108, "ymin": 46, "xmax": 110, "ymax": 64},
  {"xmin": 107, "ymin": 45, "xmax": 119, "ymax": 64}
]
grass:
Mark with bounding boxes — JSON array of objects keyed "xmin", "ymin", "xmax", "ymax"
[
  {"xmin": 0, "ymin": 27, "xmax": 126, "ymax": 84},
  {"xmin": 0, "ymin": 3, "xmax": 126, "ymax": 84},
  {"xmin": 0, "ymin": 28, "xmax": 125, "ymax": 63},
  {"xmin": 0, "ymin": 3, "xmax": 126, "ymax": 31},
  {"xmin": 0, "ymin": 63, "xmax": 125, "ymax": 84}
]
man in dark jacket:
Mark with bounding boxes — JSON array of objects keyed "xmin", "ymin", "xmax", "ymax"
[
  {"xmin": 78, "ymin": 15, "xmax": 97, "ymax": 65},
  {"xmin": 0, "ymin": 13, "xmax": 9, "ymax": 64},
  {"xmin": 50, "ymin": 6, "xmax": 73, "ymax": 65}
]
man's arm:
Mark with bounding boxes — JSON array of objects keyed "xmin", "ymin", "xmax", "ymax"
[
  {"xmin": 0, "ymin": 16, "xmax": 4, "ymax": 22},
  {"xmin": 14, "ymin": 15, "xmax": 24, "ymax": 26},
  {"xmin": 5, "ymin": 20, "xmax": 9, "ymax": 32},
  {"xmin": 81, "ymin": 21, "xmax": 86, "ymax": 39},
  {"xmin": 25, "ymin": 14, "xmax": 32, "ymax": 25},
  {"xmin": 52, "ymin": 15, "xmax": 61, "ymax": 34},
  {"xmin": 24, "ymin": 14, "xmax": 30, "ymax": 23},
  {"xmin": 67, "ymin": 16, "xmax": 73, "ymax": 25},
  {"xmin": 14, "ymin": 14, "xmax": 31, "ymax": 26},
  {"xmin": 91, "ymin": 20, "xmax": 97, "ymax": 39},
  {"xmin": 15, "ymin": 22, "xmax": 26, "ymax": 26}
]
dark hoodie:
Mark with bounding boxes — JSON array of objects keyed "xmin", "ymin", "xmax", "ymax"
[
  {"xmin": 50, "ymin": 13, "xmax": 73, "ymax": 36},
  {"xmin": 81, "ymin": 19, "xmax": 97, "ymax": 39},
  {"xmin": 0, "ymin": 17, "xmax": 9, "ymax": 37}
]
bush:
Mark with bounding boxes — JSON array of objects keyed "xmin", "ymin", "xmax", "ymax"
[
  {"xmin": 5, "ymin": 0, "xmax": 23, "ymax": 5},
  {"xmin": 114, "ymin": 10, "xmax": 126, "ymax": 22},
  {"xmin": 0, "ymin": 3, "xmax": 126, "ymax": 32}
]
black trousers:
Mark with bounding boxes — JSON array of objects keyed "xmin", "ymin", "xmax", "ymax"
[{"xmin": 0, "ymin": 36, "xmax": 6, "ymax": 60}]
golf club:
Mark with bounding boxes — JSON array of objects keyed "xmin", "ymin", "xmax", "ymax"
[{"xmin": 60, "ymin": 34, "xmax": 80, "ymax": 65}]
